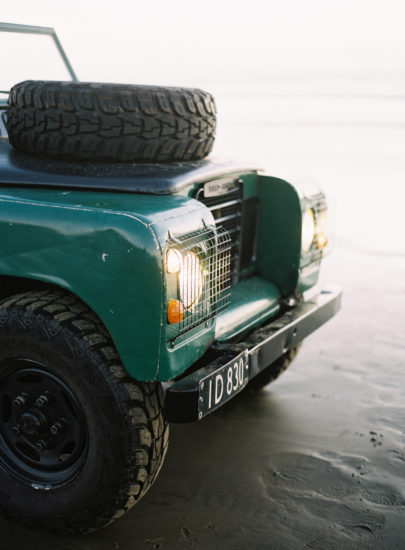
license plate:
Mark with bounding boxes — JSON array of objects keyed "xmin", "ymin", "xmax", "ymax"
[{"xmin": 198, "ymin": 350, "xmax": 249, "ymax": 418}]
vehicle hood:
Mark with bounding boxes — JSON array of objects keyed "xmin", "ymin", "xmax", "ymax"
[{"xmin": 0, "ymin": 138, "xmax": 259, "ymax": 195}]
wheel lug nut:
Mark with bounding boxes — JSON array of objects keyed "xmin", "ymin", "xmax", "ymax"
[
  {"xmin": 12, "ymin": 425, "xmax": 21, "ymax": 435},
  {"xmin": 50, "ymin": 423, "xmax": 61, "ymax": 436},
  {"xmin": 36, "ymin": 392, "xmax": 49, "ymax": 408},
  {"xmin": 50, "ymin": 419, "xmax": 66, "ymax": 436},
  {"xmin": 13, "ymin": 393, "xmax": 28, "ymax": 407},
  {"xmin": 35, "ymin": 439, "xmax": 49, "ymax": 452}
]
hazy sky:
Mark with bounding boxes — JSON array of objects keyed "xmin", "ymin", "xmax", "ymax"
[{"xmin": 1, "ymin": 0, "xmax": 404, "ymax": 87}]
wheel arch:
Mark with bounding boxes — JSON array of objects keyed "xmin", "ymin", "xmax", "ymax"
[
  {"xmin": 0, "ymin": 274, "xmax": 65, "ymax": 300},
  {"xmin": 0, "ymin": 283, "xmax": 169, "ymax": 533},
  {"xmin": 0, "ymin": 274, "xmax": 145, "ymax": 380}
]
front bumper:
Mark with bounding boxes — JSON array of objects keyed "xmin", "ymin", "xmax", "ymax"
[{"xmin": 164, "ymin": 286, "xmax": 342, "ymax": 422}]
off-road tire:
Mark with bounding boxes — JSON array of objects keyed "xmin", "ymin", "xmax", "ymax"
[
  {"xmin": 7, "ymin": 80, "xmax": 216, "ymax": 163},
  {"xmin": 0, "ymin": 289, "xmax": 168, "ymax": 534},
  {"xmin": 248, "ymin": 344, "xmax": 302, "ymax": 391}
]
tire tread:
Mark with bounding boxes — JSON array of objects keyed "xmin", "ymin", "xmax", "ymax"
[
  {"xmin": 7, "ymin": 80, "xmax": 216, "ymax": 163},
  {"xmin": 0, "ymin": 289, "xmax": 168, "ymax": 534}
]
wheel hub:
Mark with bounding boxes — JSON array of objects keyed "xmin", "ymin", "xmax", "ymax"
[
  {"xmin": 19, "ymin": 410, "xmax": 46, "ymax": 436},
  {"xmin": 0, "ymin": 360, "xmax": 88, "ymax": 487}
]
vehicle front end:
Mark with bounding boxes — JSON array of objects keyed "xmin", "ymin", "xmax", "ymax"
[{"xmin": 153, "ymin": 167, "xmax": 341, "ymax": 420}]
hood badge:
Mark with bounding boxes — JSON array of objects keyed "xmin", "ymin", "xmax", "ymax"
[{"xmin": 204, "ymin": 178, "xmax": 239, "ymax": 198}]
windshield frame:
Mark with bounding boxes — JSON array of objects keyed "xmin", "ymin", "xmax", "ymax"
[{"xmin": 0, "ymin": 21, "xmax": 78, "ymax": 105}]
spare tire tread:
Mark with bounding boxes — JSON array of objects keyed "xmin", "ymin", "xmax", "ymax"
[{"xmin": 7, "ymin": 80, "xmax": 216, "ymax": 162}]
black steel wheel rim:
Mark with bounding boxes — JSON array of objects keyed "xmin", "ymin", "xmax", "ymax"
[{"xmin": 0, "ymin": 359, "xmax": 88, "ymax": 487}]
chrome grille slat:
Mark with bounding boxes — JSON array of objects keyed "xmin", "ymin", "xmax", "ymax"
[
  {"xmin": 213, "ymin": 212, "xmax": 241, "ymax": 225},
  {"xmin": 209, "ymin": 199, "xmax": 242, "ymax": 211},
  {"xmin": 201, "ymin": 190, "xmax": 240, "ymax": 207}
]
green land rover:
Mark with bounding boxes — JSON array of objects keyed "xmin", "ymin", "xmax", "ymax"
[{"xmin": 0, "ymin": 23, "xmax": 341, "ymax": 533}]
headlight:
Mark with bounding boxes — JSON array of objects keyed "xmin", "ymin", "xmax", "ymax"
[
  {"xmin": 167, "ymin": 248, "xmax": 182, "ymax": 273},
  {"xmin": 166, "ymin": 248, "xmax": 203, "ymax": 309},
  {"xmin": 179, "ymin": 251, "xmax": 203, "ymax": 308},
  {"xmin": 315, "ymin": 210, "xmax": 328, "ymax": 249},
  {"xmin": 301, "ymin": 208, "xmax": 316, "ymax": 252}
]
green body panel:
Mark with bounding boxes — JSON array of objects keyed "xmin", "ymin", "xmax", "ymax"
[
  {"xmin": 0, "ymin": 188, "xmax": 214, "ymax": 381},
  {"xmin": 297, "ymin": 261, "xmax": 321, "ymax": 294},
  {"xmin": 215, "ymin": 277, "xmax": 280, "ymax": 342},
  {"xmin": 254, "ymin": 174, "xmax": 322, "ymax": 295},
  {"xmin": 256, "ymin": 176, "xmax": 302, "ymax": 297}
]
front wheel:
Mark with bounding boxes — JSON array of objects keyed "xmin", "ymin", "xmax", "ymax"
[{"xmin": 0, "ymin": 290, "xmax": 168, "ymax": 534}]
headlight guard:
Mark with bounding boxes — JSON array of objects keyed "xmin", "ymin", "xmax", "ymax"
[{"xmin": 166, "ymin": 226, "xmax": 231, "ymax": 338}]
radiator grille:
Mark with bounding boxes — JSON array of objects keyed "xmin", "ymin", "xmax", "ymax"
[
  {"xmin": 196, "ymin": 182, "xmax": 259, "ymax": 280},
  {"xmin": 167, "ymin": 226, "xmax": 231, "ymax": 339}
]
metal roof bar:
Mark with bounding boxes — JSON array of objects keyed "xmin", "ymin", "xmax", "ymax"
[{"xmin": 0, "ymin": 22, "xmax": 78, "ymax": 81}]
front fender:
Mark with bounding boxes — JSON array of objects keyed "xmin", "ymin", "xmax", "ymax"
[{"xmin": 0, "ymin": 189, "xmax": 212, "ymax": 381}]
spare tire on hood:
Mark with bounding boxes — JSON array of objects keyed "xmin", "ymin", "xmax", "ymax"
[{"xmin": 6, "ymin": 80, "xmax": 217, "ymax": 163}]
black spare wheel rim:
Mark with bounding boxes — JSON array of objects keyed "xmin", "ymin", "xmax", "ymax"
[{"xmin": 0, "ymin": 359, "xmax": 88, "ymax": 488}]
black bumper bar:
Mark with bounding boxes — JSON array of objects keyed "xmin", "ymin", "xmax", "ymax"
[{"xmin": 164, "ymin": 286, "xmax": 342, "ymax": 422}]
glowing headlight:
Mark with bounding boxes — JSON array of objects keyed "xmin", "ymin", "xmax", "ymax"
[
  {"xmin": 315, "ymin": 210, "xmax": 328, "ymax": 249},
  {"xmin": 178, "ymin": 251, "xmax": 203, "ymax": 308},
  {"xmin": 167, "ymin": 248, "xmax": 182, "ymax": 273},
  {"xmin": 301, "ymin": 208, "xmax": 316, "ymax": 252},
  {"xmin": 167, "ymin": 248, "xmax": 204, "ymax": 309}
]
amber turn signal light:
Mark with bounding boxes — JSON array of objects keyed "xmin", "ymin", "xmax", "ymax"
[{"xmin": 167, "ymin": 299, "xmax": 184, "ymax": 324}]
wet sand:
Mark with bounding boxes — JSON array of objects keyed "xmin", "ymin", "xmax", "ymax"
[
  {"xmin": 132, "ymin": 255, "xmax": 405, "ymax": 550},
  {"xmin": 1, "ymin": 92, "xmax": 404, "ymax": 548},
  {"xmin": 2, "ymin": 217, "xmax": 404, "ymax": 550}
]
